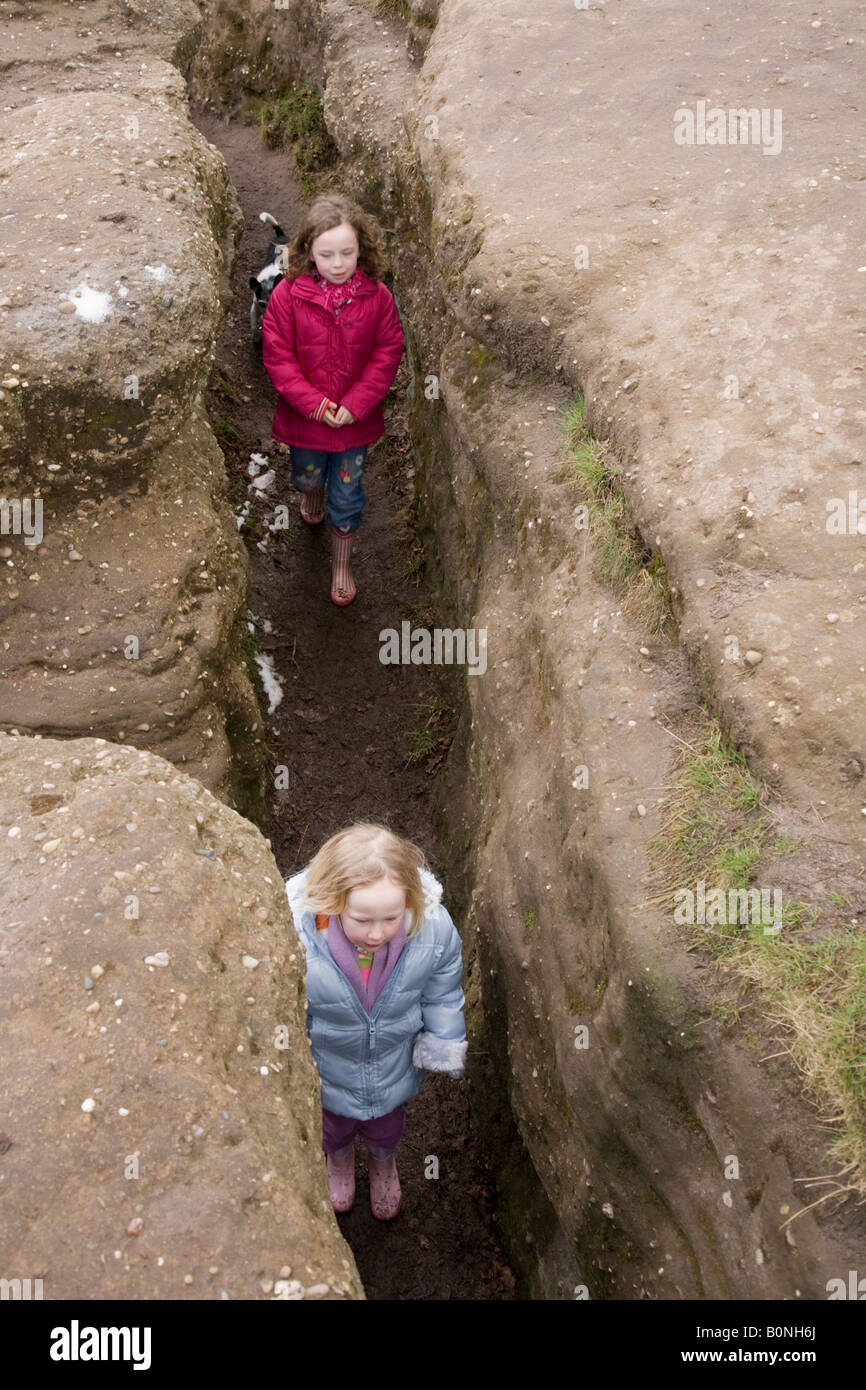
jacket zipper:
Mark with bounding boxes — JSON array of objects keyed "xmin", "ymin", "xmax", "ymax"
[{"xmin": 303, "ymin": 919, "xmax": 415, "ymax": 1029}]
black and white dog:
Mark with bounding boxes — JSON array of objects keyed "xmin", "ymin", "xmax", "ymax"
[{"xmin": 249, "ymin": 212, "xmax": 290, "ymax": 343}]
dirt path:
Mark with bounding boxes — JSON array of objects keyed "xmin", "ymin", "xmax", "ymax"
[{"xmin": 189, "ymin": 106, "xmax": 516, "ymax": 1301}]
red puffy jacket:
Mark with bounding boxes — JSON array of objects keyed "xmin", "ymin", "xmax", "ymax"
[{"xmin": 262, "ymin": 269, "xmax": 405, "ymax": 451}]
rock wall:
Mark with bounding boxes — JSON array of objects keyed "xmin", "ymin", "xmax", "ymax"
[
  {"xmin": 190, "ymin": 0, "xmax": 866, "ymax": 1299},
  {"xmin": 0, "ymin": 733, "xmax": 363, "ymax": 1299},
  {"xmin": 0, "ymin": 0, "xmax": 265, "ymax": 815}
]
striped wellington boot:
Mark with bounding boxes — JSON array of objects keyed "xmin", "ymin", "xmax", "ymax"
[
  {"xmin": 330, "ymin": 526, "xmax": 357, "ymax": 606},
  {"xmin": 299, "ymin": 485, "xmax": 326, "ymax": 525}
]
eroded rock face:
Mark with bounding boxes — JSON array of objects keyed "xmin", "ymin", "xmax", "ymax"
[
  {"xmin": 425, "ymin": 343, "xmax": 866, "ymax": 1299},
  {"xmin": 410, "ymin": 0, "xmax": 866, "ymax": 859},
  {"xmin": 0, "ymin": 405, "xmax": 263, "ymax": 812},
  {"xmin": 0, "ymin": 71, "xmax": 238, "ymax": 487},
  {"xmin": 0, "ymin": 733, "xmax": 363, "ymax": 1300},
  {"xmin": 0, "ymin": 4, "xmax": 264, "ymax": 811},
  {"xmin": 187, "ymin": 0, "xmax": 324, "ymax": 112}
]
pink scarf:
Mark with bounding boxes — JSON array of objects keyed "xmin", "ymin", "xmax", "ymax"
[
  {"xmin": 312, "ymin": 267, "xmax": 367, "ymax": 317},
  {"xmin": 325, "ymin": 913, "xmax": 407, "ymax": 1013}
]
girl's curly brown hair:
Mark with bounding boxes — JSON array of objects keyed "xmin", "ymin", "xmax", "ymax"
[{"xmin": 285, "ymin": 194, "xmax": 388, "ymax": 282}]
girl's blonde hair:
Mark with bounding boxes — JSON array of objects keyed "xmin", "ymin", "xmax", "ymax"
[
  {"xmin": 286, "ymin": 194, "xmax": 388, "ymax": 282},
  {"xmin": 301, "ymin": 823, "xmax": 428, "ymax": 939}
]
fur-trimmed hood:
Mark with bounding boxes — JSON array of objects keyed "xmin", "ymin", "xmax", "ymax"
[{"xmin": 284, "ymin": 864, "xmax": 444, "ymax": 941}]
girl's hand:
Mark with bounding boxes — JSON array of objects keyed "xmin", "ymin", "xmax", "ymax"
[{"xmin": 324, "ymin": 404, "xmax": 356, "ymax": 428}]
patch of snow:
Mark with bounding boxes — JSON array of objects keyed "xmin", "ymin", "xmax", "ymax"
[
  {"xmin": 144, "ymin": 264, "xmax": 170, "ymax": 281},
  {"xmin": 254, "ymin": 653, "xmax": 284, "ymax": 714},
  {"xmin": 68, "ymin": 284, "xmax": 112, "ymax": 323}
]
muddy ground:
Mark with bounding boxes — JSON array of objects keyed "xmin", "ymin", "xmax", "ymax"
[{"xmin": 190, "ymin": 106, "xmax": 516, "ymax": 1300}]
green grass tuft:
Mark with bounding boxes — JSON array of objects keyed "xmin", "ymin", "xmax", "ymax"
[
  {"xmin": 649, "ymin": 709, "xmax": 866, "ymax": 1200},
  {"xmin": 560, "ymin": 397, "xmax": 674, "ymax": 637},
  {"xmin": 248, "ymin": 81, "xmax": 339, "ymax": 197}
]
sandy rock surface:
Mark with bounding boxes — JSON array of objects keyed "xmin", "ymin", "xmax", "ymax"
[
  {"xmin": 0, "ymin": 733, "xmax": 363, "ymax": 1300},
  {"xmin": 0, "ymin": 1, "xmax": 264, "ymax": 808}
]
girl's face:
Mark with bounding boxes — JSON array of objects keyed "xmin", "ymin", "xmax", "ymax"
[
  {"xmin": 310, "ymin": 221, "xmax": 359, "ymax": 284},
  {"xmin": 340, "ymin": 876, "xmax": 406, "ymax": 951}
]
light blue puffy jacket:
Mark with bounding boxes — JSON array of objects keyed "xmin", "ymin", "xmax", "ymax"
[{"xmin": 285, "ymin": 867, "xmax": 467, "ymax": 1119}]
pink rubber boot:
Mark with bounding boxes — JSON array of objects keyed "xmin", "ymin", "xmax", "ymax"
[
  {"xmin": 367, "ymin": 1150, "xmax": 402, "ymax": 1220},
  {"xmin": 330, "ymin": 527, "xmax": 357, "ymax": 606},
  {"xmin": 325, "ymin": 1141, "xmax": 355, "ymax": 1213},
  {"xmin": 300, "ymin": 484, "xmax": 326, "ymax": 525}
]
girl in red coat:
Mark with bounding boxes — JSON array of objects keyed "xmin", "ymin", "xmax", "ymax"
[{"xmin": 262, "ymin": 195, "xmax": 405, "ymax": 606}]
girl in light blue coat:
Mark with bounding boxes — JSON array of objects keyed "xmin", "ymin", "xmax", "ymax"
[{"xmin": 285, "ymin": 822, "xmax": 467, "ymax": 1220}]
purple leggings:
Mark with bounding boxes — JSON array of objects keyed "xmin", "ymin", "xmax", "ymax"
[{"xmin": 322, "ymin": 1104, "xmax": 405, "ymax": 1159}]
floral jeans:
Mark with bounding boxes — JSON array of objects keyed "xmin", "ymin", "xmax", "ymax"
[{"xmin": 289, "ymin": 445, "xmax": 368, "ymax": 534}]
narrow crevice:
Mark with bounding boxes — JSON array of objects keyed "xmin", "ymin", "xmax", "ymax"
[{"xmin": 189, "ymin": 103, "xmax": 518, "ymax": 1300}]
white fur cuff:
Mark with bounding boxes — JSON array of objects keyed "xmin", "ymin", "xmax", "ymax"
[{"xmin": 412, "ymin": 1032, "xmax": 467, "ymax": 1078}]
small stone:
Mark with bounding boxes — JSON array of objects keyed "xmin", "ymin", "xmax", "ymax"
[
  {"xmin": 144, "ymin": 952, "xmax": 170, "ymax": 967},
  {"xmin": 636, "ymin": 804, "xmax": 647, "ymax": 817},
  {"xmin": 84, "ymin": 977, "xmax": 94, "ymax": 990},
  {"xmin": 744, "ymin": 650, "xmax": 763, "ymax": 666},
  {"xmin": 826, "ymin": 613, "xmax": 839, "ymax": 624},
  {"xmin": 260, "ymin": 1278, "xmax": 274, "ymax": 1294},
  {"xmin": 242, "ymin": 955, "xmax": 259, "ymax": 969},
  {"xmin": 602, "ymin": 1202, "xmax": 614, "ymax": 1218},
  {"xmin": 184, "ymin": 1274, "xmax": 194, "ymax": 1285},
  {"xmin": 279, "ymin": 1265, "xmax": 291, "ymax": 1279},
  {"xmin": 90, "ymin": 964, "xmax": 105, "ymax": 979},
  {"xmin": 127, "ymin": 1217, "xmax": 144, "ymax": 1236},
  {"xmin": 273, "ymin": 1279, "xmax": 304, "ymax": 1300},
  {"xmin": 81, "ymin": 1097, "xmax": 96, "ymax": 1113}
]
